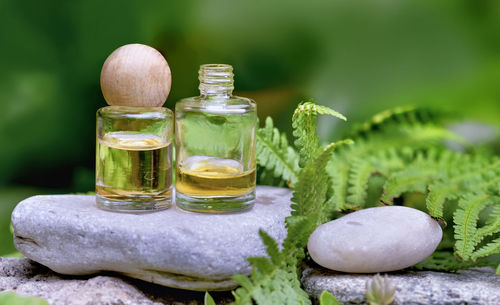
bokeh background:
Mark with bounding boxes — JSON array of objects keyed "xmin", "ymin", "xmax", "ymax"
[{"xmin": 1, "ymin": 0, "xmax": 499, "ymax": 255}]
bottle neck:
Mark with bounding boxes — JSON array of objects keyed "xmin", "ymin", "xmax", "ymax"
[{"xmin": 199, "ymin": 64, "xmax": 234, "ymax": 98}]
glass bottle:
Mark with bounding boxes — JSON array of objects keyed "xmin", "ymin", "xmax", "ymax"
[
  {"xmin": 175, "ymin": 64, "xmax": 257, "ymax": 213},
  {"xmin": 96, "ymin": 106, "xmax": 174, "ymax": 212}
]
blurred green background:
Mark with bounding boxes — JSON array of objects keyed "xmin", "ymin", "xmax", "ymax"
[{"xmin": 1, "ymin": 0, "xmax": 500, "ymax": 255}]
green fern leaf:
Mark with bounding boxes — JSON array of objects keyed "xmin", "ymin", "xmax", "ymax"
[
  {"xmin": 233, "ymin": 258, "xmax": 310, "ymax": 305},
  {"xmin": 320, "ymin": 290, "xmax": 341, "ymax": 305},
  {"xmin": 339, "ymin": 125, "xmax": 460, "ymax": 161},
  {"xmin": 471, "ymin": 237, "xmax": 500, "ymax": 261},
  {"xmin": 233, "ymin": 105, "xmax": 350, "ymax": 305},
  {"xmin": 370, "ymin": 148, "xmax": 406, "ymax": 176},
  {"xmin": 247, "ymin": 257, "xmax": 276, "ymax": 276},
  {"xmin": 204, "ymin": 292, "xmax": 216, "ymax": 305},
  {"xmin": 291, "ymin": 140, "xmax": 353, "ymax": 222},
  {"xmin": 346, "ymin": 158, "xmax": 374, "ymax": 208},
  {"xmin": 282, "ymin": 215, "xmax": 316, "ymax": 259},
  {"xmin": 453, "ymin": 194, "xmax": 495, "ymax": 260},
  {"xmin": 326, "ymin": 161, "xmax": 349, "ymax": 211},
  {"xmin": 239, "ymin": 101, "xmax": 500, "ymax": 301},
  {"xmin": 259, "ymin": 230, "xmax": 283, "ymax": 265},
  {"xmin": 349, "ymin": 106, "xmax": 417, "ymax": 138},
  {"xmin": 0, "ymin": 292, "xmax": 49, "ymax": 305},
  {"xmin": 426, "ymin": 183, "xmax": 460, "ymax": 218},
  {"xmin": 381, "ymin": 168, "xmax": 429, "ymax": 204},
  {"xmin": 257, "ymin": 117, "xmax": 300, "ymax": 186},
  {"xmin": 349, "ymin": 106, "xmax": 453, "ymax": 139},
  {"xmin": 412, "ymin": 251, "xmax": 493, "ymax": 271},
  {"xmin": 292, "ymin": 99, "xmax": 346, "ymax": 167},
  {"xmin": 474, "ymin": 205, "xmax": 500, "ymax": 245},
  {"xmin": 427, "ymin": 158, "xmax": 500, "ymax": 218}
]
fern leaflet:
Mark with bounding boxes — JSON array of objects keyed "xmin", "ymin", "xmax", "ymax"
[
  {"xmin": 346, "ymin": 158, "xmax": 374, "ymax": 208},
  {"xmin": 292, "ymin": 99, "xmax": 346, "ymax": 167},
  {"xmin": 471, "ymin": 237, "xmax": 500, "ymax": 261},
  {"xmin": 453, "ymin": 194, "xmax": 496, "ymax": 260},
  {"xmin": 257, "ymin": 117, "xmax": 300, "ymax": 186}
]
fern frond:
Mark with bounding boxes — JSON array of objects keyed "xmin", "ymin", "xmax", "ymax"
[
  {"xmin": 257, "ymin": 117, "xmax": 300, "ymax": 186},
  {"xmin": 471, "ymin": 237, "xmax": 500, "ymax": 261},
  {"xmin": 349, "ymin": 106, "xmax": 416, "ymax": 138},
  {"xmin": 320, "ymin": 290, "xmax": 341, "ymax": 305},
  {"xmin": 337, "ymin": 125, "xmax": 460, "ymax": 161},
  {"xmin": 474, "ymin": 205, "xmax": 500, "ymax": 242},
  {"xmin": 326, "ymin": 162, "xmax": 349, "ymax": 211},
  {"xmin": 453, "ymin": 194, "xmax": 495, "ymax": 260},
  {"xmin": 204, "ymin": 292, "xmax": 216, "ymax": 305},
  {"xmin": 292, "ymin": 99, "xmax": 346, "ymax": 166},
  {"xmin": 381, "ymin": 168, "xmax": 430, "ymax": 204},
  {"xmin": 232, "ymin": 274, "xmax": 254, "ymax": 305},
  {"xmin": 291, "ymin": 141, "xmax": 351, "ymax": 220},
  {"xmin": 240, "ymin": 100, "xmax": 500, "ymax": 302},
  {"xmin": 412, "ymin": 251, "xmax": 493, "ymax": 271},
  {"xmin": 233, "ymin": 104, "xmax": 350, "ymax": 305},
  {"xmin": 282, "ymin": 215, "xmax": 315, "ymax": 259},
  {"xmin": 233, "ymin": 246, "xmax": 310, "ymax": 305},
  {"xmin": 349, "ymin": 106, "xmax": 452, "ymax": 139},
  {"xmin": 346, "ymin": 158, "xmax": 374, "ymax": 208},
  {"xmin": 371, "ymin": 148, "xmax": 407, "ymax": 176},
  {"xmin": 426, "ymin": 183, "xmax": 460, "ymax": 218},
  {"xmin": 426, "ymin": 158, "xmax": 500, "ymax": 218},
  {"xmin": 259, "ymin": 230, "xmax": 283, "ymax": 265}
]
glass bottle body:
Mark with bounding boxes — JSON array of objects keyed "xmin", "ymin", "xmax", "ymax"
[
  {"xmin": 96, "ymin": 106, "xmax": 173, "ymax": 212},
  {"xmin": 175, "ymin": 80, "xmax": 257, "ymax": 213}
]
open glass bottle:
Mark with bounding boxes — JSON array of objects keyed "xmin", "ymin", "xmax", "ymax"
[{"xmin": 175, "ymin": 64, "xmax": 257, "ymax": 213}]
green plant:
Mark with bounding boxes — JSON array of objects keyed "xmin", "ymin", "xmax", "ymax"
[
  {"xmin": 319, "ymin": 291, "xmax": 341, "ymax": 305},
  {"xmin": 365, "ymin": 274, "xmax": 396, "ymax": 305},
  {"xmin": 204, "ymin": 292, "xmax": 216, "ymax": 305},
  {"xmin": 213, "ymin": 100, "xmax": 500, "ymax": 304},
  {"xmin": 0, "ymin": 292, "xmax": 48, "ymax": 305},
  {"xmin": 230, "ymin": 101, "xmax": 350, "ymax": 304}
]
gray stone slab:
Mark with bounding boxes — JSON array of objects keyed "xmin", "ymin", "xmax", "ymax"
[
  {"xmin": 302, "ymin": 265, "xmax": 500, "ymax": 305},
  {"xmin": 11, "ymin": 186, "xmax": 291, "ymax": 291},
  {"xmin": 0, "ymin": 258, "xmax": 233, "ymax": 305},
  {"xmin": 3, "ymin": 258, "xmax": 498, "ymax": 305}
]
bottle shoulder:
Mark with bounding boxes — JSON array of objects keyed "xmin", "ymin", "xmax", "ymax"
[{"xmin": 176, "ymin": 95, "xmax": 256, "ymax": 114}]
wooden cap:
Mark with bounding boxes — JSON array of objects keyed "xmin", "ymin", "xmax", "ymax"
[{"xmin": 100, "ymin": 44, "xmax": 171, "ymax": 107}]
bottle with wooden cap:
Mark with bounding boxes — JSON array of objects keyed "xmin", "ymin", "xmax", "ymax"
[
  {"xmin": 96, "ymin": 43, "xmax": 173, "ymax": 212},
  {"xmin": 175, "ymin": 64, "xmax": 257, "ymax": 213}
]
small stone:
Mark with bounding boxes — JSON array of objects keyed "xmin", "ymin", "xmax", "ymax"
[
  {"xmin": 11, "ymin": 186, "xmax": 291, "ymax": 291},
  {"xmin": 307, "ymin": 206, "xmax": 442, "ymax": 273}
]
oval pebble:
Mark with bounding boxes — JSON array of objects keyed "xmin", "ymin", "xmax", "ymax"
[{"xmin": 307, "ymin": 206, "xmax": 442, "ymax": 273}]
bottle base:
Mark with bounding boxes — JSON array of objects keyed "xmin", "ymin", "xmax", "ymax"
[
  {"xmin": 175, "ymin": 191, "xmax": 255, "ymax": 214},
  {"xmin": 96, "ymin": 194, "xmax": 171, "ymax": 213}
]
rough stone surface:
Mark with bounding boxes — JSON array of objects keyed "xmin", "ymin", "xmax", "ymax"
[
  {"xmin": 0, "ymin": 258, "xmax": 233, "ymax": 305},
  {"xmin": 3, "ymin": 258, "xmax": 499, "ymax": 305},
  {"xmin": 302, "ymin": 264, "xmax": 500, "ymax": 305},
  {"xmin": 308, "ymin": 206, "xmax": 442, "ymax": 273},
  {"xmin": 11, "ymin": 186, "xmax": 291, "ymax": 291}
]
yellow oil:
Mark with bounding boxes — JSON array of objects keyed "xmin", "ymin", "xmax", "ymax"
[
  {"xmin": 96, "ymin": 132, "xmax": 173, "ymax": 201},
  {"xmin": 176, "ymin": 156, "xmax": 255, "ymax": 198}
]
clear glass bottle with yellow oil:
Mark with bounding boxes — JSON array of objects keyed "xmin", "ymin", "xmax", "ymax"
[
  {"xmin": 175, "ymin": 64, "xmax": 257, "ymax": 213},
  {"xmin": 96, "ymin": 106, "xmax": 174, "ymax": 211}
]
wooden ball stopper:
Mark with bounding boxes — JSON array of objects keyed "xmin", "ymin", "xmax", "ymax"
[{"xmin": 100, "ymin": 44, "xmax": 171, "ymax": 107}]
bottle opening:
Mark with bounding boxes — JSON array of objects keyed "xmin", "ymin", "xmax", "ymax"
[{"xmin": 199, "ymin": 64, "xmax": 234, "ymax": 96}]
